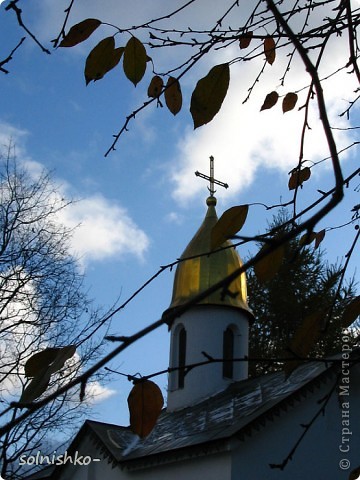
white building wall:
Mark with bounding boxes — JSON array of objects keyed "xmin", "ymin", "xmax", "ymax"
[
  {"xmin": 231, "ymin": 367, "xmax": 360, "ymax": 480},
  {"xmin": 56, "ymin": 436, "xmax": 111, "ymax": 480},
  {"xmin": 126, "ymin": 451, "xmax": 231, "ymax": 480},
  {"xmin": 59, "ymin": 443, "xmax": 231, "ymax": 480},
  {"xmin": 167, "ymin": 306, "xmax": 249, "ymax": 411}
]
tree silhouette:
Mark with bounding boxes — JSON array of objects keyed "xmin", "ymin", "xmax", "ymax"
[{"xmin": 0, "ymin": 148, "xmax": 110, "ymax": 479}]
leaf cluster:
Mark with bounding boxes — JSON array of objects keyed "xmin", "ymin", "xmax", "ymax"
[
  {"xmin": 58, "ymin": 14, "xmax": 301, "ymax": 131},
  {"xmin": 20, "ymin": 346, "xmax": 76, "ymax": 404}
]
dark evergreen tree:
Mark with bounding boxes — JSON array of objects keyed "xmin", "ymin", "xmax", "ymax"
[{"xmin": 247, "ymin": 210, "xmax": 358, "ymax": 376}]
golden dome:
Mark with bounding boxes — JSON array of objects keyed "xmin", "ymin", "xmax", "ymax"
[{"xmin": 166, "ymin": 196, "xmax": 252, "ymax": 317}]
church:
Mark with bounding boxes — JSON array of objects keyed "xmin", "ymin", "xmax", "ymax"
[{"xmin": 24, "ymin": 163, "xmax": 360, "ymax": 480}]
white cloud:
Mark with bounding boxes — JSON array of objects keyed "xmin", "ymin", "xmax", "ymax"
[
  {"xmin": 169, "ymin": 37, "xmax": 358, "ymax": 205},
  {"xmin": 0, "ymin": 123, "xmax": 29, "ymax": 157},
  {"xmin": 165, "ymin": 211, "xmax": 184, "ymax": 225},
  {"xmin": 21, "ymin": 3, "xmax": 360, "ymax": 208},
  {"xmin": 58, "ymin": 351, "xmax": 118, "ymax": 405},
  {"xmin": 84, "ymin": 381, "xmax": 117, "ymax": 404},
  {"xmin": 0, "ymin": 291, "xmax": 115, "ymax": 404},
  {"xmin": 59, "ymin": 194, "xmax": 149, "ymax": 266},
  {"xmin": 0, "ymin": 121, "xmax": 150, "ymax": 267}
]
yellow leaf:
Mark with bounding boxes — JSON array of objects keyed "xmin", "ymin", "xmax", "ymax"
[
  {"xmin": 60, "ymin": 19, "xmax": 101, "ymax": 47},
  {"xmin": 164, "ymin": 77, "xmax": 182, "ymax": 115},
  {"xmin": 147, "ymin": 75, "xmax": 164, "ymax": 98},
  {"xmin": 342, "ymin": 296, "xmax": 360, "ymax": 328},
  {"xmin": 264, "ymin": 36, "xmax": 276, "ymax": 65},
  {"xmin": 260, "ymin": 91, "xmax": 279, "ymax": 111},
  {"xmin": 254, "ymin": 243, "xmax": 285, "ymax": 283},
  {"xmin": 190, "ymin": 63, "xmax": 230, "ymax": 129},
  {"xmin": 239, "ymin": 31, "xmax": 253, "ymax": 49},
  {"xmin": 123, "ymin": 36, "xmax": 147, "ymax": 86},
  {"xmin": 282, "ymin": 92, "xmax": 298, "ymax": 113},
  {"xmin": 85, "ymin": 37, "xmax": 123, "ymax": 85},
  {"xmin": 288, "ymin": 167, "xmax": 311, "ymax": 190},
  {"xmin": 211, "ymin": 205, "xmax": 249, "ymax": 250},
  {"xmin": 128, "ymin": 380, "xmax": 164, "ymax": 438},
  {"xmin": 284, "ymin": 312, "xmax": 325, "ymax": 377}
]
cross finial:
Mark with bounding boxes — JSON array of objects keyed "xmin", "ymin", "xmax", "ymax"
[{"xmin": 195, "ymin": 156, "xmax": 229, "ymax": 197}]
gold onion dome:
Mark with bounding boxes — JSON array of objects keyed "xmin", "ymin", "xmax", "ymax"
[{"xmin": 167, "ymin": 195, "xmax": 253, "ymax": 317}]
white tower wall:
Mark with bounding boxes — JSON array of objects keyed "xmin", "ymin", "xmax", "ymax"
[{"xmin": 167, "ymin": 305, "xmax": 249, "ymax": 412}]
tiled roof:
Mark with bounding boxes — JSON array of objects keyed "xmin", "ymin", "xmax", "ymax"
[
  {"xmin": 32, "ymin": 350, "xmax": 360, "ymax": 479},
  {"xmin": 87, "ymin": 357, "xmax": 340, "ymax": 468}
]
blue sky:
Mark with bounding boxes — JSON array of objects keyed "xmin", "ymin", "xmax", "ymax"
[{"xmin": 0, "ymin": 0, "xmax": 359, "ymax": 430}]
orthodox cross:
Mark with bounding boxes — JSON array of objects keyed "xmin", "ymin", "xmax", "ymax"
[{"xmin": 195, "ymin": 156, "xmax": 229, "ymax": 196}]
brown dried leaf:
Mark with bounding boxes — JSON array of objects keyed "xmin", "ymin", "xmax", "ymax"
[
  {"xmin": 282, "ymin": 92, "xmax": 298, "ymax": 113},
  {"xmin": 148, "ymin": 75, "xmax": 164, "ymax": 99},
  {"xmin": 190, "ymin": 63, "xmax": 230, "ymax": 129},
  {"xmin": 164, "ymin": 77, "xmax": 182, "ymax": 115},
  {"xmin": 48, "ymin": 345, "xmax": 76, "ymax": 375},
  {"xmin": 128, "ymin": 380, "xmax": 164, "ymax": 438},
  {"xmin": 21, "ymin": 345, "xmax": 76, "ymax": 404},
  {"xmin": 289, "ymin": 312, "xmax": 325, "ymax": 357},
  {"xmin": 20, "ymin": 370, "xmax": 52, "ymax": 404},
  {"xmin": 60, "ymin": 19, "xmax": 101, "ymax": 47},
  {"xmin": 349, "ymin": 465, "xmax": 360, "ymax": 480},
  {"xmin": 239, "ymin": 31, "xmax": 253, "ymax": 49},
  {"xmin": 123, "ymin": 36, "xmax": 147, "ymax": 86},
  {"xmin": 288, "ymin": 167, "xmax": 311, "ymax": 190},
  {"xmin": 342, "ymin": 296, "xmax": 360, "ymax": 329},
  {"xmin": 314, "ymin": 229, "xmax": 325, "ymax": 249},
  {"xmin": 264, "ymin": 36, "xmax": 276, "ymax": 65},
  {"xmin": 301, "ymin": 166, "xmax": 311, "ymax": 182},
  {"xmin": 211, "ymin": 205, "xmax": 249, "ymax": 250},
  {"xmin": 299, "ymin": 231, "xmax": 317, "ymax": 246},
  {"xmin": 260, "ymin": 91, "xmax": 279, "ymax": 111},
  {"xmin": 25, "ymin": 348, "xmax": 60, "ymax": 378},
  {"xmin": 254, "ymin": 243, "xmax": 285, "ymax": 283},
  {"xmin": 85, "ymin": 37, "xmax": 123, "ymax": 84},
  {"xmin": 25, "ymin": 345, "xmax": 76, "ymax": 379}
]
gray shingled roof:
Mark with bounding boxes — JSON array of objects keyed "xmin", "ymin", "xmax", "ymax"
[
  {"xmin": 85, "ymin": 358, "xmax": 339, "ymax": 468},
  {"xmin": 26, "ymin": 352, "xmax": 358, "ymax": 479}
]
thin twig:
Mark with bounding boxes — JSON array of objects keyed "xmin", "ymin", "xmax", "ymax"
[
  {"xmin": 5, "ymin": 1, "xmax": 51, "ymax": 55},
  {"xmin": 0, "ymin": 37, "xmax": 26, "ymax": 74}
]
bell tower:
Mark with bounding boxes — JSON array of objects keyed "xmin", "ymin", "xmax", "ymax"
[{"xmin": 164, "ymin": 157, "xmax": 253, "ymax": 412}]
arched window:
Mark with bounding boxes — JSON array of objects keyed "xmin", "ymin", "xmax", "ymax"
[
  {"xmin": 223, "ymin": 327, "xmax": 234, "ymax": 379},
  {"xmin": 178, "ymin": 327, "xmax": 187, "ymax": 388}
]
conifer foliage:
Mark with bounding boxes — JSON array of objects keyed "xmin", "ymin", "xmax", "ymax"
[{"xmin": 247, "ymin": 211, "xmax": 359, "ymax": 376}]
